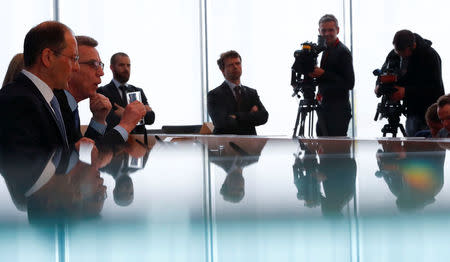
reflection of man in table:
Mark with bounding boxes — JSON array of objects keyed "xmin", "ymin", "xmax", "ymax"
[
  {"xmin": 294, "ymin": 139, "xmax": 356, "ymax": 216},
  {"xmin": 0, "ymin": 146, "xmax": 108, "ymax": 221},
  {"xmin": 206, "ymin": 137, "xmax": 267, "ymax": 203},
  {"xmin": 376, "ymin": 140, "xmax": 445, "ymax": 211},
  {"xmin": 100, "ymin": 138, "xmax": 153, "ymax": 206}
]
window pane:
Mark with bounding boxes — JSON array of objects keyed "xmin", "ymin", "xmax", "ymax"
[{"xmin": 60, "ymin": 0, "xmax": 203, "ymax": 128}]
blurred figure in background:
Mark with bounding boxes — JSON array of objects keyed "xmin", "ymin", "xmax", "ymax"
[{"xmin": 2, "ymin": 53, "xmax": 24, "ymax": 87}]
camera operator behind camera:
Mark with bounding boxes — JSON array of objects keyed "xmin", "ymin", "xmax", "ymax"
[
  {"xmin": 375, "ymin": 30, "xmax": 445, "ymax": 137},
  {"xmin": 309, "ymin": 14, "xmax": 355, "ymax": 137}
]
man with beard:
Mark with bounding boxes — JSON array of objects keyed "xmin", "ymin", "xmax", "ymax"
[
  {"xmin": 97, "ymin": 52, "xmax": 155, "ymax": 131},
  {"xmin": 207, "ymin": 50, "xmax": 268, "ymax": 135}
]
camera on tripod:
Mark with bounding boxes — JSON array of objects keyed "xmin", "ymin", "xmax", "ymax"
[
  {"xmin": 290, "ymin": 35, "xmax": 327, "ymax": 137},
  {"xmin": 373, "ymin": 56, "xmax": 406, "ymax": 137},
  {"xmin": 291, "ymin": 35, "xmax": 327, "ymax": 100}
]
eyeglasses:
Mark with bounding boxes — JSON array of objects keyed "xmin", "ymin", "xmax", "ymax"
[
  {"xmin": 79, "ymin": 60, "xmax": 105, "ymax": 70},
  {"xmin": 50, "ymin": 49, "xmax": 80, "ymax": 63}
]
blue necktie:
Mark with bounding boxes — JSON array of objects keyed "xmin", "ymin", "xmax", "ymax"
[
  {"xmin": 50, "ymin": 96, "xmax": 69, "ymax": 149},
  {"xmin": 74, "ymin": 107, "xmax": 80, "ymax": 131}
]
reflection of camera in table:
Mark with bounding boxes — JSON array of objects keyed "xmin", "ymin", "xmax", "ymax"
[{"xmin": 126, "ymin": 91, "xmax": 144, "ymax": 125}]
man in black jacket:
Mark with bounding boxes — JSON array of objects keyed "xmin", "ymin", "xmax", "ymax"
[
  {"xmin": 377, "ymin": 30, "xmax": 445, "ymax": 136},
  {"xmin": 97, "ymin": 52, "xmax": 155, "ymax": 132},
  {"xmin": 56, "ymin": 36, "xmax": 146, "ymax": 145},
  {"xmin": 207, "ymin": 50, "xmax": 268, "ymax": 135},
  {"xmin": 0, "ymin": 21, "xmax": 82, "ymax": 150},
  {"xmin": 309, "ymin": 14, "xmax": 355, "ymax": 136}
]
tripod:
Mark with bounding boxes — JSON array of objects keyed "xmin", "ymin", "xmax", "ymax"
[
  {"xmin": 293, "ymin": 96, "xmax": 319, "ymax": 138},
  {"xmin": 374, "ymin": 98, "xmax": 406, "ymax": 137}
]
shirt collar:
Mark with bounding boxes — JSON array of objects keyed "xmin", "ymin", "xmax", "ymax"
[
  {"xmin": 112, "ymin": 78, "xmax": 128, "ymax": 88},
  {"xmin": 21, "ymin": 69, "xmax": 54, "ymax": 104},
  {"xmin": 64, "ymin": 90, "xmax": 78, "ymax": 112}
]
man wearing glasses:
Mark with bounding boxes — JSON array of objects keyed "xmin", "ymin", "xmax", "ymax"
[
  {"xmin": 54, "ymin": 36, "xmax": 146, "ymax": 145},
  {"xmin": 0, "ymin": 21, "xmax": 80, "ymax": 149},
  {"xmin": 98, "ymin": 52, "xmax": 155, "ymax": 132}
]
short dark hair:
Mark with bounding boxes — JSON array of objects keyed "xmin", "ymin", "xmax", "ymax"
[
  {"xmin": 425, "ymin": 103, "xmax": 440, "ymax": 123},
  {"xmin": 75, "ymin": 35, "xmax": 98, "ymax": 48},
  {"xmin": 437, "ymin": 94, "xmax": 450, "ymax": 108},
  {"xmin": 319, "ymin": 14, "xmax": 339, "ymax": 27},
  {"xmin": 110, "ymin": 52, "xmax": 129, "ymax": 66},
  {"xmin": 217, "ymin": 50, "xmax": 241, "ymax": 71},
  {"xmin": 23, "ymin": 21, "xmax": 71, "ymax": 67},
  {"xmin": 393, "ymin": 30, "xmax": 415, "ymax": 51}
]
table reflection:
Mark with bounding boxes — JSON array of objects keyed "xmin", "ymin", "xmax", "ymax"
[
  {"xmin": 1, "ymin": 147, "xmax": 106, "ymax": 223},
  {"xmin": 375, "ymin": 140, "xmax": 445, "ymax": 211},
  {"xmin": 206, "ymin": 137, "xmax": 268, "ymax": 203},
  {"xmin": 293, "ymin": 139, "xmax": 356, "ymax": 216},
  {"xmin": 100, "ymin": 138, "xmax": 152, "ymax": 206}
]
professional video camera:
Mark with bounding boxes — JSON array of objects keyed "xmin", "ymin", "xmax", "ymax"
[
  {"xmin": 291, "ymin": 35, "xmax": 327, "ymax": 99},
  {"xmin": 373, "ymin": 56, "xmax": 406, "ymax": 137},
  {"xmin": 290, "ymin": 35, "xmax": 327, "ymax": 137}
]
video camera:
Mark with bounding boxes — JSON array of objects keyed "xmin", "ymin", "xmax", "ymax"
[
  {"xmin": 373, "ymin": 56, "xmax": 406, "ymax": 137},
  {"xmin": 291, "ymin": 35, "xmax": 327, "ymax": 100},
  {"xmin": 373, "ymin": 56, "xmax": 401, "ymax": 97}
]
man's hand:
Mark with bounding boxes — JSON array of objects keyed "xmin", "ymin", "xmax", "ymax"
[
  {"xmin": 374, "ymin": 84, "xmax": 381, "ymax": 97},
  {"xmin": 90, "ymin": 93, "xmax": 112, "ymax": 125},
  {"xmin": 118, "ymin": 101, "xmax": 146, "ymax": 133},
  {"xmin": 390, "ymin": 86, "xmax": 405, "ymax": 101},
  {"xmin": 308, "ymin": 67, "xmax": 325, "ymax": 78},
  {"xmin": 114, "ymin": 103, "xmax": 125, "ymax": 118}
]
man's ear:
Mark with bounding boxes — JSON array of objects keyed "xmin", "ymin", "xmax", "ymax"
[{"xmin": 41, "ymin": 48, "xmax": 53, "ymax": 68}]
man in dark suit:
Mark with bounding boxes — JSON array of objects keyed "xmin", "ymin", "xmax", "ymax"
[
  {"xmin": 55, "ymin": 36, "xmax": 146, "ymax": 146},
  {"xmin": 0, "ymin": 21, "xmax": 80, "ymax": 149},
  {"xmin": 207, "ymin": 50, "xmax": 268, "ymax": 135},
  {"xmin": 97, "ymin": 52, "xmax": 155, "ymax": 132}
]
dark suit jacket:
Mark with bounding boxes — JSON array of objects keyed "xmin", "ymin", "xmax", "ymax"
[
  {"xmin": 97, "ymin": 81, "xmax": 155, "ymax": 131},
  {"xmin": 207, "ymin": 81, "xmax": 268, "ymax": 135},
  {"xmin": 54, "ymin": 89, "xmax": 126, "ymax": 146},
  {"xmin": 0, "ymin": 73, "xmax": 67, "ymax": 149}
]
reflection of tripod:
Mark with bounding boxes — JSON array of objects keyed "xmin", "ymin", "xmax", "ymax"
[
  {"xmin": 292, "ymin": 141, "xmax": 321, "ymax": 207},
  {"xmin": 374, "ymin": 96, "xmax": 406, "ymax": 137},
  {"xmin": 292, "ymin": 78, "xmax": 322, "ymax": 138}
]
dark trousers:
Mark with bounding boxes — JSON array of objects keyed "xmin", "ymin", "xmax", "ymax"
[{"xmin": 316, "ymin": 106, "xmax": 352, "ymax": 137}]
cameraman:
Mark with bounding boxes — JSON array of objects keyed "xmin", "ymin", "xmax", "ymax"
[
  {"xmin": 376, "ymin": 30, "xmax": 444, "ymax": 137},
  {"xmin": 309, "ymin": 14, "xmax": 355, "ymax": 136}
]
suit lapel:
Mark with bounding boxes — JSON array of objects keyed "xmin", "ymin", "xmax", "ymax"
[
  {"xmin": 18, "ymin": 74, "xmax": 65, "ymax": 144},
  {"xmin": 108, "ymin": 81, "xmax": 126, "ymax": 107}
]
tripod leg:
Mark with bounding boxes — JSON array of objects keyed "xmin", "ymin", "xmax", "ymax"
[
  {"xmin": 299, "ymin": 108, "xmax": 308, "ymax": 137},
  {"xmin": 292, "ymin": 103, "xmax": 303, "ymax": 138}
]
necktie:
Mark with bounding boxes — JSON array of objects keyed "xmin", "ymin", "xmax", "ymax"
[
  {"xmin": 234, "ymin": 86, "xmax": 242, "ymax": 111},
  {"xmin": 119, "ymin": 85, "xmax": 128, "ymax": 105},
  {"xmin": 50, "ymin": 96, "xmax": 69, "ymax": 149},
  {"xmin": 74, "ymin": 106, "xmax": 80, "ymax": 131}
]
